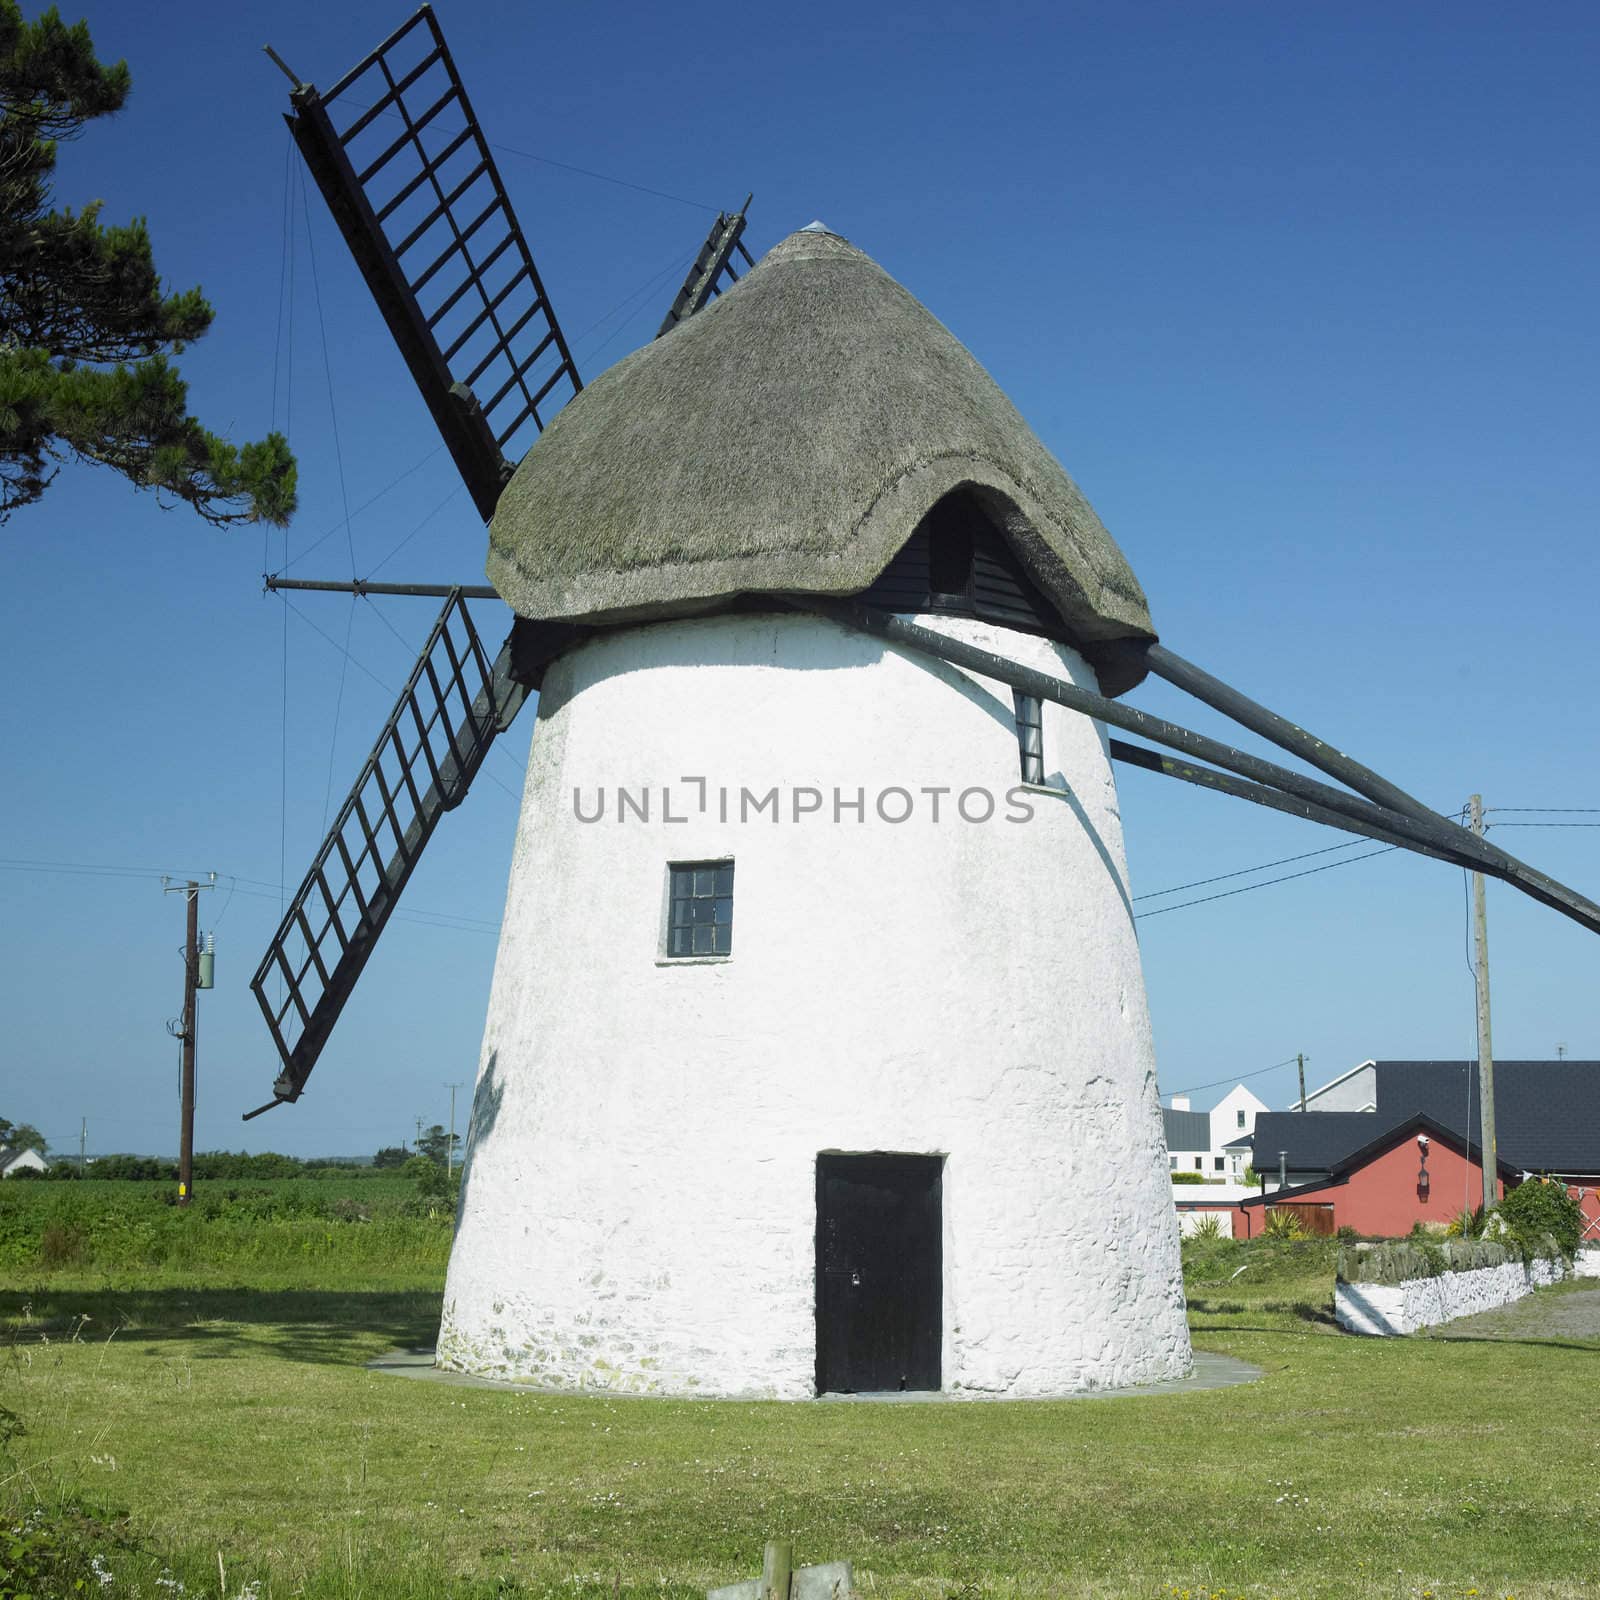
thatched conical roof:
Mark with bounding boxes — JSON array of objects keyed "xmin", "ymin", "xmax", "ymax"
[{"xmin": 488, "ymin": 226, "xmax": 1155, "ymax": 675}]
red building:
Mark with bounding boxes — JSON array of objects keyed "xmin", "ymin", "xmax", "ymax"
[
  {"xmin": 1210, "ymin": 1060, "xmax": 1600, "ymax": 1240},
  {"xmin": 1232, "ymin": 1114, "xmax": 1519, "ymax": 1238}
]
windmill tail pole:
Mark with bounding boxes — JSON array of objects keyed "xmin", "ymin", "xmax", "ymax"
[
  {"xmin": 1104, "ymin": 740, "xmax": 1478, "ymax": 869},
  {"xmin": 1144, "ymin": 644, "xmax": 1437, "ymax": 822},
  {"xmin": 1143, "ymin": 642, "xmax": 1600, "ymax": 931},
  {"xmin": 795, "ymin": 599, "xmax": 1600, "ymax": 939}
]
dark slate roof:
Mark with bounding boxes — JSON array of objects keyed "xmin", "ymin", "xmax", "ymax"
[
  {"xmin": 1240, "ymin": 1112, "xmax": 1520, "ymax": 1207},
  {"xmin": 1375, "ymin": 1060, "xmax": 1600, "ymax": 1174},
  {"xmin": 1249, "ymin": 1112, "xmax": 1384, "ymax": 1174},
  {"xmin": 1162, "ymin": 1107, "xmax": 1211, "ymax": 1151},
  {"xmin": 1246, "ymin": 1062, "xmax": 1600, "ymax": 1178}
]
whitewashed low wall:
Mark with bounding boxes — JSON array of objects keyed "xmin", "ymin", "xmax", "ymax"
[
  {"xmin": 1171, "ymin": 1182, "xmax": 1254, "ymax": 1204},
  {"xmin": 1177, "ymin": 1208, "xmax": 1236, "ymax": 1239},
  {"xmin": 1172, "ymin": 1182, "xmax": 1251, "ymax": 1239},
  {"xmin": 1336, "ymin": 1247, "xmax": 1599, "ymax": 1336}
]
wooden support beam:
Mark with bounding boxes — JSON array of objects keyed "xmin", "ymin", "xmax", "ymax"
[
  {"xmin": 795, "ymin": 598, "xmax": 1600, "ymax": 938},
  {"xmin": 1106, "ymin": 740, "xmax": 1476, "ymax": 869}
]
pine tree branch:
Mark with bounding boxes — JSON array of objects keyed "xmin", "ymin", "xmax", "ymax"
[{"xmin": 0, "ymin": 2, "xmax": 297, "ymax": 528}]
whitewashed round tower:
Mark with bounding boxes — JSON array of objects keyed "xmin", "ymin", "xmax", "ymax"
[{"xmin": 431, "ymin": 225, "xmax": 1190, "ymax": 1397}]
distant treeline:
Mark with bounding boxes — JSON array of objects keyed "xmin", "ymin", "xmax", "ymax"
[{"xmin": 28, "ymin": 1151, "xmax": 406, "ymax": 1181}]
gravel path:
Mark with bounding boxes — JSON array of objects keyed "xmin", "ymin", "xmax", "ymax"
[{"xmin": 1427, "ymin": 1284, "xmax": 1600, "ymax": 1343}]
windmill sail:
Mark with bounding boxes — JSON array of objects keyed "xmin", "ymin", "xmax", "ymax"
[
  {"xmin": 657, "ymin": 200, "xmax": 754, "ymax": 337},
  {"xmin": 282, "ymin": 5, "xmax": 581, "ymax": 518},
  {"xmin": 248, "ymin": 593, "xmax": 531, "ymax": 1114}
]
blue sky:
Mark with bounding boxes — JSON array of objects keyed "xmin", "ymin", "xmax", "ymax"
[{"xmin": 2, "ymin": 0, "xmax": 1596, "ymax": 1158}]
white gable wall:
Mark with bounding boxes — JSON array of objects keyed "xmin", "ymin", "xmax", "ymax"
[
  {"xmin": 1301, "ymin": 1060, "xmax": 1378, "ymax": 1112},
  {"xmin": 1211, "ymin": 1084, "xmax": 1269, "ymax": 1178}
]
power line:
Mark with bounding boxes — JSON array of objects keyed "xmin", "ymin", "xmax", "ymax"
[
  {"xmin": 1134, "ymin": 838, "xmax": 1371, "ymax": 902},
  {"xmin": 1164, "ymin": 1057, "xmax": 1301, "ymax": 1100},
  {"xmin": 0, "ymin": 860, "xmax": 500, "ymax": 934},
  {"xmin": 1134, "ymin": 845, "xmax": 1399, "ymax": 920}
]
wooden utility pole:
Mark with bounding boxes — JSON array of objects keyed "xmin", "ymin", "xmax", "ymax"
[
  {"xmin": 164, "ymin": 876, "xmax": 213, "ymax": 1208},
  {"xmin": 79, "ymin": 1118, "xmax": 86, "ymax": 1165},
  {"xmin": 1469, "ymin": 795, "xmax": 1498, "ymax": 1210},
  {"xmin": 445, "ymin": 1081, "xmax": 464, "ymax": 1179},
  {"xmin": 1296, "ymin": 1053, "xmax": 1307, "ymax": 1111},
  {"xmin": 178, "ymin": 881, "xmax": 199, "ymax": 1206}
]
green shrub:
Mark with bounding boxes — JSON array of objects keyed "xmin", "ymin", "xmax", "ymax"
[
  {"xmin": 1446, "ymin": 1204, "xmax": 1488, "ymax": 1239},
  {"xmin": 1497, "ymin": 1176, "xmax": 1584, "ymax": 1258},
  {"xmin": 1263, "ymin": 1208, "xmax": 1307, "ymax": 1241},
  {"xmin": 1188, "ymin": 1213, "xmax": 1224, "ymax": 1242},
  {"xmin": 1171, "ymin": 1171, "xmax": 1207, "ymax": 1185},
  {"xmin": 38, "ymin": 1221, "xmax": 85, "ymax": 1267},
  {"xmin": 0, "ymin": 1499, "xmax": 142, "ymax": 1600}
]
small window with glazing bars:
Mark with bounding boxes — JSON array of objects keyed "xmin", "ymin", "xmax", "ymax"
[
  {"xmin": 1013, "ymin": 691, "xmax": 1044, "ymax": 784},
  {"xmin": 666, "ymin": 861, "xmax": 734, "ymax": 958}
]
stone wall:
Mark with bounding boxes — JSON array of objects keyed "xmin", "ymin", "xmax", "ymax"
[{"xmin": 1335, "ymin": 1244, "xmax": 1600, "ymax": 1336}]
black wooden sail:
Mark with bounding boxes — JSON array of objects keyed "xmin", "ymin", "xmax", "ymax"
[
  {"xmin": 248, "ymin": 593, "xmax": 530, "ymax": 1114},
  {"xmin": 657, "ymin": 200, "xmax": 754, "ymax": 338},
  {"xmin": 279, "ymin": 5, "xmax": 582, "ymax": 518}
]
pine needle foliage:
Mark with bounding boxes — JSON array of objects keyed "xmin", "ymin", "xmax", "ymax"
[{"xmin": 0, "ymin": 2, "xmax": 296, "ymax": 525}]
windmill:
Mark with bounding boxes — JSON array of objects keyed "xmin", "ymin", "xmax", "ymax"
[{"xmin": 254, "ymin": 7, "xmax": 1600, "ymax": 1399}]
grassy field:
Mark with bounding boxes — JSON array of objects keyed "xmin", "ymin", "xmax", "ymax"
[{"xmin": 3, "ymin": 1189, "xmax": 1597, "ymax": 1600}]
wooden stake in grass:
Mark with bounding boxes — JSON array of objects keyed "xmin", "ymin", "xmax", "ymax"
[{"xmin": 761, "ymin": 1540, "xmax": 792, "ymax": 1600}]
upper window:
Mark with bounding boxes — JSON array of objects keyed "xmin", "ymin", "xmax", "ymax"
[
  {"xmin": 1237, "ymin": 1109, "xmax": 1246, "ymax": 1129},
  {"xmin": 1013, "ymin": 691, "xmax": 1044, "ymax": 785},
  {"xmin": 666, "ymin": 861, "xmax": 734, "ymax": 958}
]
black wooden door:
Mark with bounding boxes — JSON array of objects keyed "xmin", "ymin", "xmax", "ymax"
[{"xmin": 815, "ymin": 1153, "xmax": 942, "ymax": 1394}]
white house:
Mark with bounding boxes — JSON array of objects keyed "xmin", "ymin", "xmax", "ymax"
[
  {"xmin": 1164, "ymin": 1083, "xmax": 1269, "ymax": 1181},
  {"xmin": 0, "ymin": 1147, "xmax": 47, "ymax": 1177}
]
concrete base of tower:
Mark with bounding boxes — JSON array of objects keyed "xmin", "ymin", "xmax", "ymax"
[{"xmin": 434, "ymin": 1310, "xmax": 1193, "ymax": 1402}]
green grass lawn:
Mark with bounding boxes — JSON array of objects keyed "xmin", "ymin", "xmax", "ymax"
[{"xmin": 2, "ymin": 1199, "xmax": 1597, "ymax": 1600}]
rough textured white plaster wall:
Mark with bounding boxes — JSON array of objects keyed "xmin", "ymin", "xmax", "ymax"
[
  {"xmin": 1335, "ymin": 1255, "xmax": 1574, "ymax": 1336},
  {"xmin": 437, "ymin": 611, "xmax": 1191, "ymax": 1397}
]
